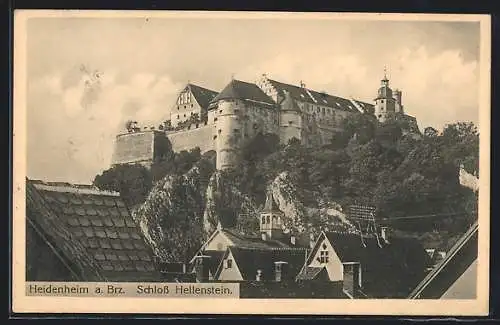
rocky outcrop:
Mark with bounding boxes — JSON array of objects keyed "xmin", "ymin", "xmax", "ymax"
[
  {"xmin": 132, "ymin": 166, "xmax": 206, "ymax": 263},
  {"xmin": 203, "ymin": 171, "xmax": 259, "ymax": 236}
]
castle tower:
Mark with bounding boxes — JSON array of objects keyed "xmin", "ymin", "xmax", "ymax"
[
  {"xmin": 210, "ymin": 80, "xmax": 243, "ymax": 170},
  {"xmin": 260, "ymin": 188, "xmax": 284, "ymax": 241},
  {"xmin": 374, "ymin": 68, "xmax": 396, "ymax": 123},
  {"xmin": 393, "ymin": 89, "xmax": 404, "ymax": 114},
  {"xmin": 279, "ymin": 90, "xmax": 303, "ymax": 144}
]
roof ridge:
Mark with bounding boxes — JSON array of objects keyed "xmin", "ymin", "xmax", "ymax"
[{"xmin": 31, "ymin": 182, "xmax": 120, "ymax": 197}]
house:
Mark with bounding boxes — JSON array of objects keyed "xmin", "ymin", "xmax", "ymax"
[
  {"xmin": 212, "ymin": 247, "xmax": 307, "ymax": 282},
  {"xmin": 26, "ymin": 179, "xmax": 161, "ymax": 282},
  {"xmin": 408, "ymin": 221, "xmax": 478, "ymax": 299},
  {"xmin": 190, "ymin": 189, "xmax": 311, "ymax": 279},
  {"xmin": 299, "ymin": 229, "xmax": 430, "ymax": 298},
  {"xmin": 170, "ymin": 83, "xmax": 219, "ymax": 127}
]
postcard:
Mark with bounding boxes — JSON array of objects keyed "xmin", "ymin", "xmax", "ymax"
[{"xmin": 12, "ymin": 10, "xmax": 491, "ymax": 315}]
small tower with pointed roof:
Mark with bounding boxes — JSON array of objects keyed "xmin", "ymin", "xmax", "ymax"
[
  {"xmin": 374, "ymin": 67, "xmax": 396, "ymax": 123},
  {"xmin": 260, "ymin": 188, "xmax": 284, "ymax": 241}
]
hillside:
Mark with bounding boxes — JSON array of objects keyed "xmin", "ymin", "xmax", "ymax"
[{"xmin": 93, "ymin": 116, "xmax": 479, "ymax": 261}]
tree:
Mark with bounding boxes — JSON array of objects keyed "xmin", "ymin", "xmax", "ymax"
[{"xmin": 93, "ymin": 164, "xmax": 152, "ymax": 207}]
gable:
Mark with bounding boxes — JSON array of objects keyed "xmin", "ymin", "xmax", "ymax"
[
  {"xmin": 215, "ymin": 250, "xmax": 244, "ymax": 281},
  {"xmin": 307, "ymin": 237, "xmax": 343, "ymax": 282},
  {"xmin": 204, "ymin": 231, "xmax": 234, "ymax": 251}
]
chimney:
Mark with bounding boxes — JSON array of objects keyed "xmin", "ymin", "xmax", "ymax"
[
  {"xmin": 194, "ymin": 255, "xmax": 210, "ymax": 282},
  {"xmin": 274, "ymin": 261, "xmax": 288, "ymax": 282},
  {"xmin": 380, "ymin": 227, "xmax": 390, "ymax": 244},
  {"xmin": 256, "ymin": 269, "xmax": 263, "ymax": 281}
]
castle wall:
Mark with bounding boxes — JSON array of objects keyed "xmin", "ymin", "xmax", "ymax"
[
  {"xmin": 112, "ymin": 131, "xmax": 157, "ymax": 165},
  {"xmin": 167, "ymin": 124, "xmax": 215, "ymax": 154}
]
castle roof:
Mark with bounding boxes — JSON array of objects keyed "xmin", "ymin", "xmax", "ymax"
[
  {"xmin": 280, "ymin": 90, "xmax": 301, "ymax": 112},
  {"xmin": 186, "ymin": 83, "xmax": 218, "ymax": 109},
  {"xmin": 267, "ymin": 78, "xmax": 372, "ymax": 113},
  {"xmin": 211, "ymin": 79, "xmax": 276, "ymax": 107},
  {"xmin": 26, "ymin": 178, "xmax": 160, "ymax": 282}
]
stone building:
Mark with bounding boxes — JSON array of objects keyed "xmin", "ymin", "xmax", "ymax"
[{"xmin": 111, "ymin": 72, "xmax": 419, "ymax": 170}]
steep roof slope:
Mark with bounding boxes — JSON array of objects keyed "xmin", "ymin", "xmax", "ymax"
[
  {"xmin": 211, "ymin": 79, "xmax": 276, "ymax": 106},
  {"xmin": 187, "ymin": 83, "xmax": 218, "ymax": 109},
  {"xmin": 26, "ymin": 179, "xmax": 161, "ymax": 282},
  {"xmin": 408, "ymin": 221, "xmax": 478, "ymax": 299},
  {"xmin": 309, "ymin": 231, "xmax": 430, "ymax": 298},
  {"xmin": 216, "ymin": 247, "xmax": 307, "ymax": 281}
]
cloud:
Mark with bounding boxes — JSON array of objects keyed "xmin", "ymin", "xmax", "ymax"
[{"xmin": 27, "ymin": 69, "xmax": 183, "ymax": 183}]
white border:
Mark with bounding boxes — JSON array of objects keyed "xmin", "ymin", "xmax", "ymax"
[{"xmin": 12, "ymin": 10, "xmax": 491, "ymax": 315}]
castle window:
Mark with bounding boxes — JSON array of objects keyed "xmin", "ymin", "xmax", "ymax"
[
  {"xmin": 233, "ymin": 129, "xmax": 239, "ymax": 133},
  {"xmin": 184, "ymin": 114, "xmax": 186, "ymax": 117},
  {"xmin": 214, "ymin": 117, "xmax": 218, "ymax": 122},
  {"xmin": 177, "ymin": 106, "xmax": 180, "ymax": 110},
  {"xmin": 177, "ymin": 115, "xmax": 180, "ymax": 119},
  {"xmin": 191, "ymin": 104, "xmax": 193, "ymax": 108},
  {"xmin": 218, "ymin": 129, "xmax": 222, "ymax": 134},
  {"xmin": 289, "ymin": 121, "xmax": 293, "ymax": 125},
  {"xmin": 266, "ymin": 215, "xmax": 270, "ymax": 224},
  {"xmin": 261, "ymin": 216, "xmax": 265, "ymax": 224},
  {"xmin": 213, "ymin": 135, "xmax": 217, "ymax": 140},
  {"xmin": 219, "ymin": 110, "xmax": 223, "ymax": 113}
]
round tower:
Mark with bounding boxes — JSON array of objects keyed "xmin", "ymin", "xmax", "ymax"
[
  {"xmin": 279, "ymin": 90, "xmax": 303, "ymax": 145},
  {"xmin": 215, "ymin": 99, "xmax": 241, "ymax": 170},
  {"xmin": 211, "ymin": 80, "xmax": 243, "ymax": 170},
  {"xmin": 374, "ymin": 69, "xmax": 396, "ymax": 123}
]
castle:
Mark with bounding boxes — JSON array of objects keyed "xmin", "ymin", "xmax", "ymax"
[{"xmin": 111, "ymin": 72, "xmax": 418, "ymax": 170}]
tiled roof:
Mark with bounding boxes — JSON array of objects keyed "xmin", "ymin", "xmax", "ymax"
[
  {"xmin": 220, "ymin": 247, "xmax": 307, "ymax": 281},
  {"xmin": 203, "ymin": 250, "xmax": 226, "ymax": 277},
  {"xmin": 211, "ymin": 79, "xmax": 276, "ymax": 107},
  {"xmin": 408, "ymin": 221, "xmax": 478, "ymax": 299},
  {"xmin": 26, "ymin": 179, "xmax": 160, "ymax": 281},
  {"xmin": 295, "ymin": 266, "xmax": 326, "ymax": 281},
  {"xmin": 187, "ymin": 83, "xmax": 219, "ymax": 109},
  {"xmin": 267, "ymin": 79, "xmax": 361, "ymax": 113}
]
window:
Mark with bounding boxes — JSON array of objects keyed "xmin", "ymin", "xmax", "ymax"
[
  {"xmin": 233, "ymin": 129, "xmax": 239, "ymax": 133},
  {"xmin": 275, "ymin": 263, "xmax": 282, "ymax": 272},
  {"xmin": 319, "ymin": 250, "xmax": 329, "ymax": 264},
  {"xmin": 219, "ymin": 110, "xmax": 223, "ymax": 113},
  {"xmin": 317, "ymin": 107, "xmax": 320, "ymax": 113},
  {"xmin": 191, "ymin": 104, "xmax": 193, "ymax": 108},
  {"xmin": 226, "ymin": 259, "xmax": 232, "ymax": 269},
  {"xmin": 214, "ymin": 117, "xmax": 218, "ymax": 122},
  {"xmin": 322, "ymin": 107, "xmax": 325, "ymax": 114},
  {"xmin": 289, "ymin": 121, "xmax": 293, "ymax": 125},
  {"xmin": 213, "ymin": 135, "xmax": 217, "ymax": 140},
  {"xmin": 261, "ymin": 216, "xmax": 266, "ymax": 224},
  {"xmin": 177, "ymin": 115, "xmax": 180, "ymax": 119},
  {"xmin": 183, "ymin": 114, "xmax": 186, "ymax": 117},
  {"xmin": 177, "ymin": 106, "xmax": 180, "ymax": 110},
  {"xmin": 266, "ymin": 215, "xmax": 270, "ymax": 224},
  {"xmin": 218, "ymin": 129, "xmax": 222, "ymax": 134}
]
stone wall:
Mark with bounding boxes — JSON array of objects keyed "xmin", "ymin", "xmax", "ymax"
[
  {"xmin": 112, "ymin": 131, "xmax": 156, "ymax": 165},
  {"xmin": 167, "ymin": 124, "xmax": 215, "ymax": 154}
]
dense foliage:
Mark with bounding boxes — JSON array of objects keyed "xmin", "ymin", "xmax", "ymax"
[{"xmin": 224, "ymin": 117, "xmax": 479, "ymax": 242}]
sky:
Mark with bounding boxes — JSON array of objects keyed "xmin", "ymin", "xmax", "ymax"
[{"xmin": 24, "ymin": 14, "xmax": 481, "ymax": 184}]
